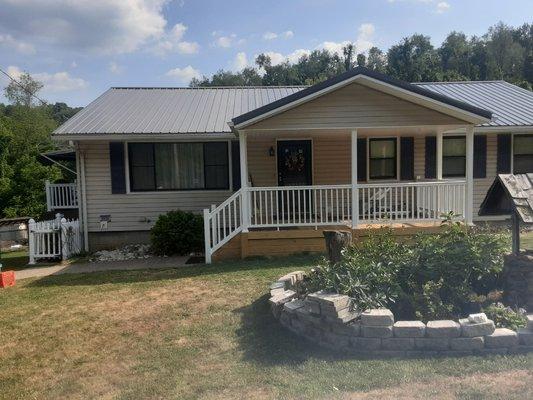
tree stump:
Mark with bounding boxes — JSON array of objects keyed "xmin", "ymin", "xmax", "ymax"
[{"xmin": 323, "ymin": 230, "xmax": 352, "ymax": 264}]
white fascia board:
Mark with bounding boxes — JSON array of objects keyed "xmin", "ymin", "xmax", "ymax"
[
  {"xmin": 52, "ymin": 132, "xmax": 235, "ymax": 141},
  {"xmin": 235, "ymin": 74, "xmax": 491, "ymax": 130}
]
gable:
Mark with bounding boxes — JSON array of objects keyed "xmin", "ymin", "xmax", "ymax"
[{"xmin": 244, "ymin": 82, "xmax": 468, "ymax": 131}]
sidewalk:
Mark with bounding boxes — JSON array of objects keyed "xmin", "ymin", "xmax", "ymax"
[{"xmin": 14, "ymin": 256, "xmax": 191, "ymax": 280}]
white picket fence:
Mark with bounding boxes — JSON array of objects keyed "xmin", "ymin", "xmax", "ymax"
[
  {"xmin": 45, "ymin": 180, "xmax": 78, "ymax": 211},
  {"xmin": 28, "ymin": 214, "xmax": 82, "ymax": 264}
]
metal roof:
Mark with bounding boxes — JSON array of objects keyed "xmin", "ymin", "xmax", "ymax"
[
  {"xmin": 231, "ymin": 67, "xmax": 492, "ymax": 127},
  {"xmin": 414, "ymin": 81, "xmax": 533, "ymax": 128},
  {"xmin": 53, "ymin": 86, "xmax": 305, "ymax": 135}
]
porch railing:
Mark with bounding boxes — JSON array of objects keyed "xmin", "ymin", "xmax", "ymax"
[
  {"xmin": 45, "ymin": 180, "xmax": 78, "ymax": 211},
  {"xmin": 203, "ymin": 180, "xmax": 466, "ymax": 263}
]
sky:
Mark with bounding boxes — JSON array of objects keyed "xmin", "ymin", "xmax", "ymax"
[{"xmin": 0, "ymin": 0, "xmax": 531, "ymax": 107}]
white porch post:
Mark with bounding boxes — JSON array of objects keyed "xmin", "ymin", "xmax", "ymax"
[
  {"xmin": 465, "ymin": 125, "xmax": 474, "ymax": 225},
  {"xmin": 436, "ymin": 131, "xmax": 443, "ymax": 180},
  {"xmin": 351, "ymin": 130, "xmax": 358, "ymax": 229},
  {"xmin": 239, "ymin": 131, "xmax": 250, "ymax": 232}
]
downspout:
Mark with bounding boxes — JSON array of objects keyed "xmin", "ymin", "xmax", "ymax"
[{"xmin": 75, "ymin": 142, "xmax": 89, "ymax": 252}]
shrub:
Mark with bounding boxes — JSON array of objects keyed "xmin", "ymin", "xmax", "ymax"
[
  {"xmin": 484, "ymin": 303, "xmax": 527, "ymax": 331},
  {"xmin": 150, "ymin": 210, "xmax": 203, "ymax": 256},
  {"xmin": 302, "ymin": 224, "xmax": 509, "ymax": 321}
]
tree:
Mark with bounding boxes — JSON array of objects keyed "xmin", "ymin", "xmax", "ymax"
[
  {"xmin": 485, "ymin": 22, "xmax": 525, "ymax": 81},
  {"xmin": 439, "ymin": 32, "xmax": 472, "ymax": 79},
  {"xmin": 356, "ymin": 53, "xmax": 366, "ymax": 67},
  {"xmin": 366, "ymin": 47, "xmax": 387, "ymax": 73},
  {"xmin": 3, "ymin": 72, "xmax": 44, "ymax": 107},
  {"xmin": 343, "ymin": 44, "xmax": 355, "ymax": 70}
]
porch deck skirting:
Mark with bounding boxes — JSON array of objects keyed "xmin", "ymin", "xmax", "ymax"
[{"xmin": 203, "ymin": 180, "xmax": 466, "ymax": 263}]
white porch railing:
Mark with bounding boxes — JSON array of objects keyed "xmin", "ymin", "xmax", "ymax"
[
  {"xmin": 45, "ymin": 180, "xmax": 78, "ymax": 211},
  {"xmin": 203, "ymin": 181, "xmax": 466, "ymax": 263},
  {"xmin": 28, "ymin": 214, "xmax": 82, "ymax": 264}
]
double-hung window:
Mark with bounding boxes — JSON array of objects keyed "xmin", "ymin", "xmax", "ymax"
[
  {"xmin": 128, "ymin": 142, "xmax": 229, "ymax": 191},
  {"xmin": 369, "ymin": 138, "xmax": 397, "ymax": 180},
  {"xmin": 443, "ymin": 137, "xmax": 466, "ymax": 177},
  {"xmin": 513, "ymin": 135, "xmax": 533, "ymax": 174}
]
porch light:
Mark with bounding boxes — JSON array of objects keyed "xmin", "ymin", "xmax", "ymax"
[{"xmin": 269, "ymin": 146, "xmax": 275, "ymax": 157}]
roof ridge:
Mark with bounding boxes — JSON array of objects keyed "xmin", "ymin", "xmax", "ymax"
[
  {"xmin": 415, "ymin": 80, "xmax": 506, "ymax": 85},
  {"xmin": 110, "ymin": 85, "xmax": 308, "ymax": 90}
]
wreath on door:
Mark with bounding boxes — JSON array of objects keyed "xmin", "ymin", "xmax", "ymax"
[{"xmin": 284, "ymin": 149, "xmax": 305, "ymax": 172}]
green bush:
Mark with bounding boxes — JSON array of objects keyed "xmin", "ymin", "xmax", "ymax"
[
  {"xmin": 150, "ymin": 210, "xmax": 204, "ymax": 256},
  {"xmin": 303, "ymin": 224, "xmax": 509, "ymax": 321},
  {"xmin": 484, "ymin": 303, "xmax": 527, "ymax": 331}
]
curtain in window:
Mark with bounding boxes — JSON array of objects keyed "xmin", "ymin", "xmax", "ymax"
[
  {"xmin": 155, "ymin": 144, "xmax": 177, "ymax": 189},
  {"xmin": 176, "ymin": 143, "xmax": 204, "ymax": 189},
  {"xmin": 443, "ymin": 137, "xmax": 466, "ymax": 177},
  {"xmin": 369, "ymin": 139, "xmax": 396, "ymax": 179}
]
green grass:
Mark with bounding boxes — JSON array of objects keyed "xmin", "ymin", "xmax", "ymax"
[
  {"xmin": 0, "ymin": 254, "xmax": 531, "ymax": 400},
  {"xmin": 0, "ymin": 249, "xmax": 28, "ymax": 270},
  {"xmin": 522, "ymin": 230, "xmax": 533, "ymax": 251}
]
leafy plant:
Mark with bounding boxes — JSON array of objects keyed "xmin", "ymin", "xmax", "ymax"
[
  {"xmin": 150, "ymin": 210, "xmax": 204, "ymax": 256},
  {"xmin": 483, "ymin": 303, "xmax": 527, "ymax": 331}
]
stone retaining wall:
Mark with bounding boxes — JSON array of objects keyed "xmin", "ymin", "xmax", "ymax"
[
  {"xmin": 503, "ymin": 252, "xmax": 533, "ymax": 310},
  {"xmin": 270, "ymin": 271, "xmax": 533, "ymax": 357}
]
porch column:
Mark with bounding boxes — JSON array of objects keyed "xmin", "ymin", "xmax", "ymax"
[
  {"xmin": 465, "ymin": 125, "xmax": 474, "ymax": 225},
  {"xmin": 436, "ymin": 131, "xmax": 443, "ymax": 180},
  {"xmin": 351, "ymin": 130, "xmax": 358, "ymax": 229},
  {"xmin": 239, "ymin": 131, "xmax": 250, "ymax": 232}
]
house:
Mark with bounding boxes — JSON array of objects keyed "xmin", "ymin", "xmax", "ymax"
[{"xmin": 51, "ymin": 67, "xmax": 533, "ymax": 262}]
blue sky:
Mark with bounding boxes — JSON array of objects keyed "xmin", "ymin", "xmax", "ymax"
[{"xmin": 0, "ymin": 0, "xmax": 531, "ymax": 107}]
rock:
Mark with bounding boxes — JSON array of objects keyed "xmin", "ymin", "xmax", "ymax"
[
  {"xmin": 517, "ymin": 328, "xmax": 533, "ymax": 346},
  {"xmin": 459, "ymin": 318, "xmax": 495, "ymax": 337},
  {"xmin": 331, "ymin": 321, "xmax": 360, "ymax": 337},
  {"xmin": 484, "ymin": 328, "xmax": 518, "ymax": 349},
  {"xmin": 284, "ymin": 299, "xmax": 305, "ymax": 314},
  {"xmin": 279, "ymin": 311, "xmax": 291, "ymax": 327},
  {"xmin": 361, "ymin": 309, "xmax": 394, "ymax": 327},
  {"xmin": 270, "ymin": 281, "xmax": 286, "ymax": 297},
  {"xmin": 307, "ymin": 291, "xmax": 351, "ymax": 311},
  {"xmin": 323, "ymin": 230, "xmax": 352, "ymax": 264},
  {"xmin": 450, "ymin": 337, "xmax": 485, "ymax": 351},
  {"xmin": 269, "ymin": 290, "xmax": 296, "ymax": 306},
  {"xmin": 362, "ymin": 325, "xmax": 393, "ymax": 338},
  {"xmin": 415, "ymin": 338, "xmax": 450, "ymax": 351},
  {"xmin": 426, "ymin": 320, "xmax": 461, "ymax": 338},
  {"xmin": 393, "ymin": 321, "xmax": 426, "ymax": 338},
  {"xmin": 324, "ymin": 309, "xmax": 358, "ymax": 324},
  {"xmin": 468, "ymin": 313, "xmax": 488, "ymax": 324},
  {"xmin": 352, "ymin": 337, "xmax": 382, "ymax": 350},
  {"xmin": 303, "ymin": 299, "xmax": 321, "ymax": 315},
  {"xmin": 381, "ymin": 338, "xmax": 415, "ymax": 351}
]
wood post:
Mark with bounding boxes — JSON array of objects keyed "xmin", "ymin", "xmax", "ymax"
[
  {"xmin": 465, "ymin": 126, "xmax": 474, "ymax": 224},
  {"xmin": 323, "ymin": 230, "xmax": 352, "ymax": 264},
  {"xmin": 512, "ymin": 212, "xmax": 520, "ymax": 255},
  {"xmin": 239, "ymin": 131, "xmax": 250, "ymax": 232}
]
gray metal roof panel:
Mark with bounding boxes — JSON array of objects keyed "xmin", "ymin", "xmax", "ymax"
[
  {"xmin": 53, "ymin": 86, "xmax": 305, "ymax": 135},
  {"xmin": 414, "ymin": 81, "xmax": 533, "ymax": 127}
]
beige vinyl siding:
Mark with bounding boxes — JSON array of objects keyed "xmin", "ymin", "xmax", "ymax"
[
  {"xmin": 80, "ymin": 141, "xmax": 232, "ymax": 232},
  {"xmin": 246, "ymin": 82, "xmax": 466, "ymax": 131}
]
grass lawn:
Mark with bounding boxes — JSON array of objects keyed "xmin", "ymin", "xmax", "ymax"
[
  {"xmin": 0, "ymin": 255, "xmax": 532, "ymax": 400},
  {"xmin": 0, "ymin": 249, "xmax": 29, "ymax": 270}
]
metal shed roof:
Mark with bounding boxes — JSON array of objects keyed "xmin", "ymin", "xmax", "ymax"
[
  {"xmin": 53, "ymin": 86, "xmax": 305, "ymax": 135},
  {"xmin": 414, "ymin": 81, "xmax": 533, "ymax": 128}
]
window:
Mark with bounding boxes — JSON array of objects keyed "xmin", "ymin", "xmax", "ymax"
[
  {"xmin": 513, "ymin": 135, "xmax": 533, "ymax": 174},
  {"xmin": 128, "ymin": 142, "xmax": 229, "ymax": 191},
  {"xmin": 443, "ymin": 137, "xmax": 466, "ymax": 177},
  {"xmin": 369, "ymin": 138, "xmax": 397, "ymax": 179}
]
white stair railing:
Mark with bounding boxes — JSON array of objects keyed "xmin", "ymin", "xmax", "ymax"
[
  {"xmin": 203, "ymin": 189, "xmax": 243, "ymax": 264},
  {"xmin": 45, "ymin": 180, "xmax": 78, "ymax": 211}
]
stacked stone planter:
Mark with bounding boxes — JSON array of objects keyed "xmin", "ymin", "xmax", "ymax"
[{"xmin": 269, "ymin": 271, "xmax": 533, "ymax": 357}]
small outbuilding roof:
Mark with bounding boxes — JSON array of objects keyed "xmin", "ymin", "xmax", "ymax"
[{"xmin": 479, "ymin": 174, "xmax": 533, "ymax": 223}]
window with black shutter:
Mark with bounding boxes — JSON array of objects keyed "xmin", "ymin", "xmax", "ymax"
[{"xmin": 513, "ymin": 134, "xmax": 533, "ymax": 174}]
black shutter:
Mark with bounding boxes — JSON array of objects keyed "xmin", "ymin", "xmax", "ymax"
[
  {"xmin": 473, "ymin": 135, "xmax": 487, "ymax": 179},
  {"xmin": 400, "ymin": 137, "xmax": 414, "ymax": 180},
  {"xmin": 231, "ymin": 141, "xmax": 241, "ymax": 191},
  {"xmin": 497, "ymin": 134, "xmax": 512, "ymax": 173},
  {"xmin": 425, "ymin": 136, "xmax": 436, "ymax": 179},
  {"xmin": 109, "ymin": 142, "xmax": 126, "ymax": 194},
  {"xmin": 357, "ymin": 138, "xmax": 366, "ymax": 181}
]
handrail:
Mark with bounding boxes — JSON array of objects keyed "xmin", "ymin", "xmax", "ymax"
[{"xmin": 45, "ymin": 180, "xmax": 78, "ymax": 210}]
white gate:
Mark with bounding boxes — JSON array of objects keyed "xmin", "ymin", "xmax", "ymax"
[{"xmin": 28, "ymin": 214, "xmax": 82, "ymax": 264}]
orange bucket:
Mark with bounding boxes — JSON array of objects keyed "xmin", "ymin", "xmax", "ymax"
[{"xmin": 0, "ymin": 271, "xmax": 15, "ymax": 287}]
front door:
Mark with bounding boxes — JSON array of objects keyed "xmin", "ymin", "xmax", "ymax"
[
  {"xmin": 277, "ymin": 140, "xmax": 312, "ymax": 221},
  {"xmin": 277, "ymin": 140, "xmax": 312, "ymax": 186}
]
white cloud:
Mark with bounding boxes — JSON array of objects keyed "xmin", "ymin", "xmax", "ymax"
[
  {"xmin": 70, "ymin": 61, "xmax": 78, "ymax": 68},
  {"xmin": 259, "ymin": 49, "xmax": 311, "ymax": 66},
  {"xmin": 0, "ymin": 0, "xmax": 169, "ymax": 55},
  {"xmin": 263, "ymin": 30, "xmax": 294, "ymax": 40},
  {"xmin": 165, "ymin": 65, "xmax": 201, "ymax": 84},
  {"xmin": 109, "ymin": 61, "xmax": 123, "ymax": 74},
  {"xmin": 5, "ymin": 65, "xmax": 88, "ymax": 93},
  {"xmin": 151, "ymin": 22, "xmax": 200, "ymax": 56},
  {"xmin": 212, "ymin": 32, "xmax": 244, "ymax": 48},
  {"xmin": 317, "ymin": 22, "xmax": 375, "ymax": 56},
  {"xmin": 233, "ymin": 52, "xmax": 248, "ymax": 71},
  {"xmin": 0, "ymin": 33, "xmax": 35, "ymax": 54},
  {"xmin": 436, "ymin": 1, "xmax": 450, "ymax": 13}
]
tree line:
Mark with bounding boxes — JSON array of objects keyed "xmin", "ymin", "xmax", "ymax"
[{"xmin": 191, "ymin": 22, "xmax": 533, "ymax": 89}]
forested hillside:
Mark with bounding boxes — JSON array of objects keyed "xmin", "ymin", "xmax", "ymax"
[{"xmin": 192, "ymin": 22, "xmax": 533, "ymax": 90}]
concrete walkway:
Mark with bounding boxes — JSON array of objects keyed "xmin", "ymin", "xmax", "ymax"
[{"xmin": 14, "ymin": 256, "xmax": 191, "ymax": 280}]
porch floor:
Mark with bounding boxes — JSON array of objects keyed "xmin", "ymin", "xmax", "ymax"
[{"xmin": 212, "ymin": 222, "xmax": 447, "ymax": 262}]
